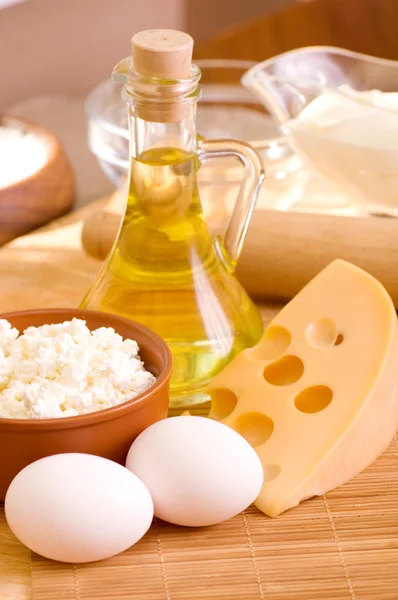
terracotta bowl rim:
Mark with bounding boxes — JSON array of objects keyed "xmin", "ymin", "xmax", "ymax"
[
  {"xmin": 0, "ymin": 308, "xmax": 172, "ymax": 431},
  {"xmin": 0, "ymin": 114, "xmax": 60, "ymax": 193}
]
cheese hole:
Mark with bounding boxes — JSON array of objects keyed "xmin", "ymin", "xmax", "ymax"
[
  {"xmin": 294, "ymin": 385, "xmax": 333, "ymax": 413},
  {"xmin": 306, "ymin": 318, "xmax": 337, "ymax": 348},
  {"xmin": 248, "ymin": 326, "xmax": 291, "ymax": 361},
  {"xmin": 208, "ymin": 388, "xmax": 238, "ymax": 420},
  {"xmin": 234, "ymin": 412, "xmax": 274, "ymax": 447},
  {"xmin": 263, "ymin": 355, "xmax": 304, "ymax": 386},
  {"xmin": 263, "ymin": 464, "xmax": 281, "ymax": 482},
  {"xmin": 335, "ymin": 333, "xmax": 344, "ymax": 346}
]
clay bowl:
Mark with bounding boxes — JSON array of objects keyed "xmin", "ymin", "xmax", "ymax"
[
  {"xmin": 0, "ymin": 115, "xmax": 75, "ymax": 245},
  {"xmin": 0, "ymin": 308, "xmax": 172, "ymax": 500}
]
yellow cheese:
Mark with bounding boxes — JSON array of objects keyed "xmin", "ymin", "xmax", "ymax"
[{"xmin": 208, "ymin": 260, "xmax": 398, "ymax": 517}]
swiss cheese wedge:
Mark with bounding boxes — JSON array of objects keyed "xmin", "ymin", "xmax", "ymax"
[{"xmin": 208, "ymin": 260, "xmax": 398, "ymax": 517}]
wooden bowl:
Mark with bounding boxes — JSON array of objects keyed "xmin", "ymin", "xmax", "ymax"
[
  {"xmin": 0, "ymin": 308, "xmax": 172, "ymax": 500},
  {"xmin": 0, "ymin": 115, "xmax": 75, "ymax": 245}
]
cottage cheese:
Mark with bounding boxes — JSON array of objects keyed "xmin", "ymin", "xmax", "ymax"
[{"xmin": 0, "ymin": 318, "xmax": 156, "ymax": 419}]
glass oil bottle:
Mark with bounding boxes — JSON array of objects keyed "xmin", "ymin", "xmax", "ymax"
[{"xmin": 81, "ymin": 30, "xmax": 265, "ymax": 407}]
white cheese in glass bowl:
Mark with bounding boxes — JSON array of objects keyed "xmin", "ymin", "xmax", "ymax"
[{"xmin": 287, "ymin": 85, "xmax": 398, "ymax": 216}]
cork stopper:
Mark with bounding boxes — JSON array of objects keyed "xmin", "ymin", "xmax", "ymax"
[
  {"xmin": 131, "ymin": 29, "xmax": 193, "ymax": 80},
  {"xmin": 130, "ymin": 30, "xmax": 195, "ymax": 122}
]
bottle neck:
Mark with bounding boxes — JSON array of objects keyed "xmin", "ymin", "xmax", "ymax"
[
  {"xmin": 127, "ymin": 100, "xmax": 198, "ymax": 159},
  {"xmin": 118, "ymin": 64, "xmax": 202, "ymax": 159}
]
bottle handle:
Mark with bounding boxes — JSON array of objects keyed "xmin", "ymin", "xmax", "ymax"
[{"xmin": 197, "ymin": 138, "xmax": 265, "ymax": 266}]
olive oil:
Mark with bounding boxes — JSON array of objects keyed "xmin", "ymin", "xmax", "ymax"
[
  {"xmin": 81, "ymin": 147, "xmax": 263, "ymax": 406},
  {"xmin": 82, "ymin": 30, "xmax": 265, "ymax": 407}
]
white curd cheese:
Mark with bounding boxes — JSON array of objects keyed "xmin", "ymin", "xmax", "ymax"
[{"xmin": 0, "ymin": 318, "xmax": 155, "ymax": 419}]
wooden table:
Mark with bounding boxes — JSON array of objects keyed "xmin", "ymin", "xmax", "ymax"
[{"xmin": 0, "ymin": 199, "xmax": 397, "ymax": 600}]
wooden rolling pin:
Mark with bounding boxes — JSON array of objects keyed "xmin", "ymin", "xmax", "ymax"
[{"xmin": 81, "ymin": 199, "xmax": 398, "ymax": 306}]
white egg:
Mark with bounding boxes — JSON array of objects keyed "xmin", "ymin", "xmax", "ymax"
[
  {"xmin": 5, "ymin": 453, "xmax": 153, "ymax": 563},
  {"xmin": 126, "ymin": 416, "xmax": 264, "ymax": 527}
]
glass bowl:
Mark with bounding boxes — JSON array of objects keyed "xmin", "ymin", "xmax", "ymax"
[
  {"xmin": 85, "ymin": 59, "xmax": 352, "ymax": 220},
  {"xmin": 86, "ymin": 60, "xmax": 289, "ymax": 183},
  {"xmin": 243, "ymin": 47, "xmax": 398, "ymax": 217}
]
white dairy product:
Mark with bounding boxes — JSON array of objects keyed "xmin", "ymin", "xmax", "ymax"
[
  {"xmin": 0, "ymin": 126, "xmax": 49, "ymax": 190},
  {"xmin": 287, "ymin": 85, "xmax": 398, "ymax": 214},
  {"xmin": 0, "ymin": 318, "xmax": 156, "ymax": 419}
]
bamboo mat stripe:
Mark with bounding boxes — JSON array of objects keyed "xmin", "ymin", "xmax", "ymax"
[{"xmin": 30, "ymin": 434, "xmax": 398, "ymax": 600}]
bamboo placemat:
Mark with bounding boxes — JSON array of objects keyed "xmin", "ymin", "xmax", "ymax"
[
  {"xmin": 28, "ymin": 431, "xmax": 398, "ymax": 600},
  {"xmin": 0, "ymin": 199, "xmax": 397, "ymax": 599},
  {"xmin": 29, "ymin": 433, "xmax": 398, "ymax": 600}
]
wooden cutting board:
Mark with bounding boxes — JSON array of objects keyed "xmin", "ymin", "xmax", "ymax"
[{"xmin": 0, "ymin": 199, "xmax": 397, "ymax": 600}]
